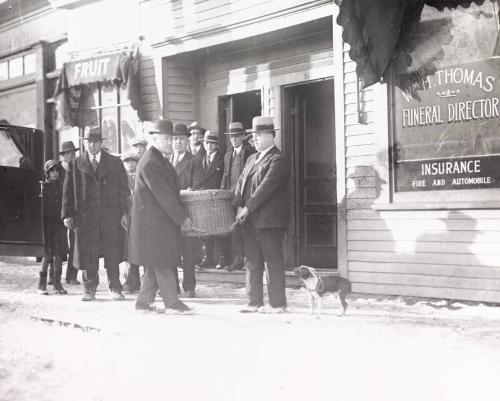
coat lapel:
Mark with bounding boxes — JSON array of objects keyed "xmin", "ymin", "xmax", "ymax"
[
  {"xmin": 175, "ymin": 153, "xmax": 190, "ymax": 177},
  {"xmin": 97, "ymin": 151, "xmax": 112, "ymax": 180},
  {"xmin": 77, "ymin": 153, "xmax": 95, "ymax": 179},
  {"xmin": 204, "ymin": 150, "xmax": 223, "ymax": 178}
]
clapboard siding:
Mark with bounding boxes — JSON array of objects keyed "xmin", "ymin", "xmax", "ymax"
[
  {"xmin": 139, "ymin": 53, "xmax": 162, "ymax": 121},
  {"xmin": 140, "ymin": 0, "xmax": 332, "ymax": 47},
  {"xmin": 341, "ymin": 38, "xmax": 500, "ymax": 302},
  {"xmin": 197, "ymin": 26, "xmax": 333, "ymax": 130},
  {"xmin": 163, "ymin": 56, "xmax": 195, "ymax": 124}
]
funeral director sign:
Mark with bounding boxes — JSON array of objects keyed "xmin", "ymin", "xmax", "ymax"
[{"xmin": 393, "ymin": 59, "xmax": 500, "ymax": 192}]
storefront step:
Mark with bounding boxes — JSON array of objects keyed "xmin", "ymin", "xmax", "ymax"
[{"xmin": 193, "ymin": 268, "xmax": 340, "ymax": 288}]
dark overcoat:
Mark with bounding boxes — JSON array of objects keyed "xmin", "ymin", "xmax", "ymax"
[
  {"xmin": 233, "ymin": 146, "xmax": 289, "ymax": 229},
  {"xmin": 168, "ymin": 151, "xmax": 203, "ymax": 190},
  {"xmin": 61, "ymin": 151, "xmax": 129, "ymax": 270},
  {"xmin": 220, "ymin": 145, "xmax": 256, "ymax": 192},
  {"xmin": 127, "ymin": 147, "xmax": 188, "ymax": 270},
  {"xmin": 191, "ymin": 149, "xmax": 224, "ymax": 190}
]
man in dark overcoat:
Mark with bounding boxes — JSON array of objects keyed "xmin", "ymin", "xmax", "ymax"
[
  {"xmin": 219, "ymin": 122, "xmax": 256, "ymax": 271},
  {"xmin": 234, "ymin": 116, "xmax": 289, "ymax": 313},
  {"xmin": 127, "ymin": 119, "xmax": 194, "ymax": 313},
  {"xmin": 169, "ymin": 123, "xmax": 203, "ymax": 297},
  {"xmin": 191, "ymin": 130, "xmax": 225, "ymax": 269},
  {"xmin": 62, "ymin": 127, "xmax": 129, "ymax": 301}
]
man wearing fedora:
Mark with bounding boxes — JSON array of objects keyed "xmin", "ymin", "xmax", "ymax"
[
  {"xmin": 192, "ymin": 130, "xmax": 225, "ymax": 269},
  {"xmin": 169, "ymin": 123, "xmax": 203, "ymax": 297},
  {"xmin": 219, "ymin": 122, "xmax": 256, "ymax": 271},
  {"xmin": 62, "ymin": 127, "xmax": 129, "ymax": 301},
  {"xmin": 188, "ymin": 121, "xmax": 206, "ymax": 158},
  {"xmin": 59, "ymin": 141, "xmax": 80, "ymax": 285},
  {"xmin": 128, "ymin": 119, "xmax": 194, "ymax": 313},
  {"xmin": 234, "ymin": 116, "xmax": 289, "ymax": 313}
]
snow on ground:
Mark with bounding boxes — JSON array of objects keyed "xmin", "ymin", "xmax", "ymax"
[{"xmin": 1, "ymin": 257, "xmax": 500, "ymax": 401}]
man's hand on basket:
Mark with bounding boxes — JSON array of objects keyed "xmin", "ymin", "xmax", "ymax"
[
  {"xmin": 181, "ymin": 217, "xmax": 204, "ymax": 234},
  {"xmin": 236, "ymin": 206, "xmax": 249, "ymax": 223}
]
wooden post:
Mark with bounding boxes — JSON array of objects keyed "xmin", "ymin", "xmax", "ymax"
[{"xmin": 34, "ymin": 41, "xmax": 51, "ymax": 161}]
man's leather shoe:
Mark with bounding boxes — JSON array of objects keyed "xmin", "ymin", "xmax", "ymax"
[
  {"xmin": 239, "ymin": 304, "xmax": 263, "ymax": 313},
  {"xmin": 82, "ymin": 291, "xmax": 96, "ymax": 301},
  {"xmin": 215, "ymin": 255, "xmax": 226, "ymax": 270},
  {"xmin": 110, "ymin": 291, "xmax": 125, "ymax": 300},
  {"xmin": 226, "ymin": 254, "xmax": 244, "ymax": 271},
  {"xmin": 66, "ymin": 279, "xmax": 81, "ymax": 285},
  {"xmin": 135, "ymin": 302, "xmax": 156, "ymax": 312},
  {"xmin": 166, "ymin": 300, "xmax": 192, "ymax": 314},
  {"xmin": 184, "ymin": 290, "xmax": 196, "ymax": 298}
]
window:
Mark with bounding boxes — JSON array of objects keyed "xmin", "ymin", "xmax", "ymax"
[
  {"xmin": 79, "ymin": 83, "xmax": 141, "ymax": 154},
  {"xmin": 390, "ymin": 3, "xmax": 500, "ymax": 194},
  {"xmin": 0, "ymin": 53, "xmax": 36, "ymax": 82}
]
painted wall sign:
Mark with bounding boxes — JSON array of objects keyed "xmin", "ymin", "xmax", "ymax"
[{"xmin": 393, "ymin": 58, "xmax": 500, "ymax": 192}]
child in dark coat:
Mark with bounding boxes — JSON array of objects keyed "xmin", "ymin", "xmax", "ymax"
[{"xmin": 37, "ymin": 160, "xmax": 68, "ymax": 295}]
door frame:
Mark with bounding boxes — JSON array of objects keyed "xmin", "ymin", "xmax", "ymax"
[{"xmin": 281, "ymin": 77, "xmax": 337, "ymax": 268}]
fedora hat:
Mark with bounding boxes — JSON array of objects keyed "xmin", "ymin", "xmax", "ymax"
[
  {"xmin": 224, "ymin": 122, "xmax": 246, "ymax": 135},
  {"xmin": 44, "ymin": 159, "xmax": 61, "ymax": 175},
  {"xmin": 173, "ymin": 123, "xmax": 190, "ymax": 137},
  {"xmin": 188, "ymin": 121, "xmax": 205, "ymax": 134},
  {"xmin": 81, "ymin": 126, "xmax": 106, "ymax": 141},
  {"xmin": 120, "ymin": 151, "xmax": 139, "ymax": 162},
  {"xmin": 59, "ymin": 141, "xmax": 79, "ymax": 155},
  {"xmin": 149, "ymin": 119, "xmax": 174, "ymax": 135},
  {"xmin": 130, "ymin": 137, "xmax": 147, "ymax": 147},
  {"xmin": 246, "ymin": 116, "xmax": 280, "ymax": 133},
  {"xmin": 202, "ymin": 130, "xmax": 221, "ymax": 143}
]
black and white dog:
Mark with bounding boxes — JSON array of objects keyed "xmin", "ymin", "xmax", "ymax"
[{"xmin": 293, "ymin": 266, "xmax": 351, "ymax": 316}]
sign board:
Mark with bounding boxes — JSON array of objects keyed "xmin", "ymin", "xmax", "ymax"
[
  {"xmin": 393, "ymin": 59, "xmax": 500, "ymax": 191},
  {"xmin": 65, "ymin": 53, "xmax": 122, "ymax": 86}
]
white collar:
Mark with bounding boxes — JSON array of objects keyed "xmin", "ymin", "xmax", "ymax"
[
  {"xmin": 89, "ymin": 151, "xmax": 101, "ymax": 163},
  {"xmin": 256, "ymin": 145, "xmax": 273, "ymax": 161},
  {"xmin": 233, "ymin": 145, "xmax": 243, "ymax": 155},
  {"xmin": 174, "ymin": 151, "xmax": 187, "ymax": 162}
]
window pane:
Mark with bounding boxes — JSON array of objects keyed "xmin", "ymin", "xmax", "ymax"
[
  {"xmin": 101, "ymin": 107, "xmax": 119, "ymax": 154},
  {"xmin": 392, "ymin": 3, "xmax": 500, "ymax": 192},
  {"xmin": 24, "ymin": 53, "xmax": 36, "ymax": 75},
  {"xmin": 0, "ymin": 62, "xmax": 7, "ymax": 81},
  {"xmin": 9, "ymin": 57, "xmax": 23, "ymax": 78},
  {"xmin": 101, "ymin": 83, "xmax": 118, "ymax": 106},
  {"xmin": 120, "ymin": 105, "xmax": 141, "ymax": 151}
]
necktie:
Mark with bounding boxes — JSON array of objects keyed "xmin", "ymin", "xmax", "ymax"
[
  {"xmin": 206, "ymin": 154, "xmax": 211, "ymax": 168},
  {"xmin": 173, "ymin": 154, "xmax": 178, "ymax": 167},
  {"xmin": 91, "ymin": 156, "xmax": 98, "ymax": 172}
]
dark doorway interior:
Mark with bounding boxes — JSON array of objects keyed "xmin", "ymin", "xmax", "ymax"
[
  {"xmin": 218, "ymin": 90, "xmax": 261, "ymax": 148},
  {"xmin": 283, "ymin": 79, "xmax": 337, "ymax": 268}
]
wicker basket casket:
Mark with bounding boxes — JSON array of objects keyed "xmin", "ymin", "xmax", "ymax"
[{"xmin": 180, "ymin": 189, "xmax": 236, "ymax": 237}]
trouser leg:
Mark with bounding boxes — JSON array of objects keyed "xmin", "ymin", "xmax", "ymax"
[
  {"xmin": 258, "ymin": 228, "xmax": 287, "ymax": 308},
  {"xmin": 242, "ymin": 221, "xmax": 265, "ymax": 307},
  {"xmin": 65, "ymin": 230, "xmax": 78, "ymax": 282},
  {"xmin": 105, "ymin": 259, "xmax": 122, "ymax": 293},
  {"xmin": 136, "ymin": 266, "xmax": 158, "ymax": 306},
  {"xmin": 82, "ymin": 268, "xmax": 99, "ymax": 293},
  {"xmin": 124, "ymin": 263, "xmax": 141, "ymax": 289},
  {"xmin": 181, "ymin": 237, "xmax": 197, "ymax": 292},
  {"xmin": 154, "ymin": 267, "xmax": 180, "ymax": 308},
  {"xmin": 53, "ymin": 256, "xmax": 67, "ymax": 294},
  {"xmin": 38, "ymin": 257, "xmax": 50, "ymax": 290}
]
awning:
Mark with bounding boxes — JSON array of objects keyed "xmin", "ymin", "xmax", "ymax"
[
  {"xmin": 54, "ymin": 49, "xmax": 142, "ymax": 129},
  {"xmin": 336, "ymin": 0, "xmax": 490, "ymax": 89}
]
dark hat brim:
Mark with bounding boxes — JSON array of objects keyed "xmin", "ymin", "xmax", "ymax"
[
  {"xmin": 224, "ymin": 130, "xmax": 246, "ymax": 135},
  {"xmin": 80, "ymin": 136, "xmax": 107, "ymax": 140},
  {"xmin": 59, "ymin": 147, "xmax": 80, "ymax": 154}
]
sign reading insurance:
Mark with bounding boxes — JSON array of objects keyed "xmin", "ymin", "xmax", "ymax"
[
  {"xmin": 65, "ymin": 53, "xmax": 122, "ymax": 86},
  {"xmin": 393, "ymin": 59, "xmax": 500, "ymax": 191}
]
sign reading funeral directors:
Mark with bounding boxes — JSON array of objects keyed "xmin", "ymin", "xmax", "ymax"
[{"xmin": 393, "ymin": 59, "xmax": 500, "ymax": 192}]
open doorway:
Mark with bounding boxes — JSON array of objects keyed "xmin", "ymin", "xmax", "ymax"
[
  {"xmin": 283, "ymin": 79, "xmax": 337, "ymax": 269},
  {"xmin": 218, "ymin": 90, "xmax": 261, "ymax": 146}
]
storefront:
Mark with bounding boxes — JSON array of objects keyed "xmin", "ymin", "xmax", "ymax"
[
  {"xmin": 337, "ymin": 0, "xmax": 500, "ymax": 302},
  {"xmin": 53, "ymin": 50, "xmax": 143, "ymax": 155},
  {"xmin": 152, "ymin": 12, "xmax": 337, "ymax": 268}
]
